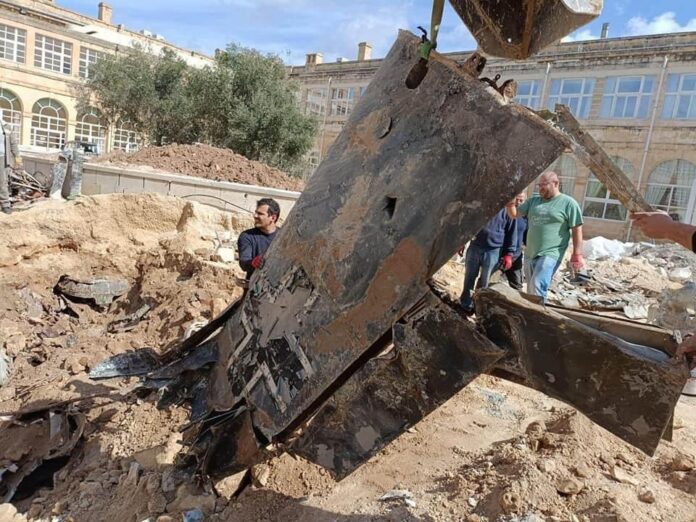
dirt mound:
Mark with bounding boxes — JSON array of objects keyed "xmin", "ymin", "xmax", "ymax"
[{"xmin": 95, "ymin": 143, "xmax": 305, "ymax": 192}]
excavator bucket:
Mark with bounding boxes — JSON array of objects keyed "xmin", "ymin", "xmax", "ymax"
[{"xmin": 450, "ymin": 0, "xmax": 603, "ymax": 59}]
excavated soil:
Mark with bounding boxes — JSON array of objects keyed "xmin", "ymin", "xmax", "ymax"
[
  {"xmin": 95, "ymin": 144, "xmax": 305, "ymax": 192},
  {"xmin": 0, "ymin": 198, "xmax": 695, "ymax": 522}
]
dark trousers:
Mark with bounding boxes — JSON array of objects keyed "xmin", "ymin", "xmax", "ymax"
[{"xmin": 503, "ymin": 253, "xmax": 524, "ymax": 290}]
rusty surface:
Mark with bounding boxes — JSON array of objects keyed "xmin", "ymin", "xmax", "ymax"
[
  {"xmin": 449, "ymin": 0, "xmax": 602, "ymax": 59},
  {"xmin": 475, "ymin": 284, "xmax": 689, "ymax": 456},
  {"xmin": 187, "ymin": 30, "xmax": 566, "ymax": 472},
  {"xmin": 290, "ymin": 294, "xmax": 505, "ymax": 478}
]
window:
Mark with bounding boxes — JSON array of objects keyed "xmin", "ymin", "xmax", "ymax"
[
  {"xmin": 34, "ymin": 34, "xmax": 72, "ymax": 74},
  {"xmin": 75, "ymin": 107, "xmax": 106, "ymax": 152},
  {"xmin": 30, "ymin": 98, "xmax": 67, "ymax": 149},
  {"xmin": 112, "ymin": 121, "xmax": 139, "ymax": 152},
  {"xmin": 305, "ymin": 88, "xmax": 327, "ymax": 117},
  {"xmin": 0, "ymin": 88, "xmax": 22, "ymax": 141},
  {"xmin": 600, "ymin": 76, "xmax": 655, "ymax": 119},
  {"xmin": 514, "ymin": 80, "xmax": 542, "ymax": 109},
  {"xmin": 662, "ymin": 73, "xmax": 696, "ymax": 120},
  {"xmin": 544, "ymin": 154, "xmax": 578, "ymax": 197},
  {"xmin": 330, "ymin": 87, "xmax": 356, "ymax": 117},
  {"xmin": 583, "ymin": 157, "xmax": 635, "ymax": 221},
  {"xmin": 79, "ymin": 47, "xmax": 103, "ymax": 79},
  {"xmin": 0, "ymin": 23, "xmax": 26, "ymax": 63},
  {"xmin": 547, "ymin": 78, "xmax": 595, "ymax": 119},
  {"xmin": 645, "ymin": 160, "xmax": 696, "ymax": 222}
]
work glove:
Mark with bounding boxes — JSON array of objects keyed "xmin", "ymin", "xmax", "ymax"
[
  {"xmin": 570, "ymin": 253, "xmax": 584, "ymax": 271},
  {"xmin": 15, "ymin": 156, "xmax": 23, "ymax": 166},
  {"xmin": 500, "ymin": 254, "xmax": 513, "ymax": 271},
  {"xmin": 251, "ymin": 255, "xmax": 263, "ymax": 269}
]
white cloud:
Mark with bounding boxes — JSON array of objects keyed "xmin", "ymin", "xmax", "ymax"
[
  {"xmin": 626, "ymin": 12, "xmax": 696, "ymax": 35},
  {"xmin": 561, "ymin": 29, "xmax": 600, "ymax": 42}
]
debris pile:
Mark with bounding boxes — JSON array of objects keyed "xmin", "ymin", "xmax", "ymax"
[
  {"xmin": 95, "ymin": 143, "xmax": 305, "ymax": 192},
  {"xmin": 0, "ymin": 198, "xmax": 694, "ymax": 521},
  {"xmin": 548, "ymin": 236, "xmax": 691, "ymax": 321}
]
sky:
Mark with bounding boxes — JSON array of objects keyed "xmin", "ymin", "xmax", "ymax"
[{"xmin": 60, "ymin": 0, "xmax": 696, "ymax": 64}]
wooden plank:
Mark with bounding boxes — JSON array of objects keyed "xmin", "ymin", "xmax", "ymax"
[{"xmin": 554, "ymin": 104, "xmax": 653, "ymax": 213}]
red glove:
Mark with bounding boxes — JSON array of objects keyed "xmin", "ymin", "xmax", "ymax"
[
  {"xmin": 570, "ymin": 253, "xmax": 584, "ymax": 271},
  {"xmin": 501, "ymin": 254, "xmax": 513, "ymax": 271},
  {"xmin": 251, "ymin": 255, "xmax": 263, "ymax": 269}
]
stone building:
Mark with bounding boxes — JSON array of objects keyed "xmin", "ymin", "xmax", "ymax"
[
  {"xmin": 0, "ymin": 0, "xmax": 212, "ymax": 154},
  {"xmin": 290, "ymin": 33, "xmax": 696, "ymax": 240}
]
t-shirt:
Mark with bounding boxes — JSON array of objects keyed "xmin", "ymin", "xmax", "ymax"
[
  {"xmin": 237, "ymin": 227, "xmax": 278, "ymax": 278},
  {"xmin": 517, "ymin": 193, "xmax": 583, "ymax": 261}
]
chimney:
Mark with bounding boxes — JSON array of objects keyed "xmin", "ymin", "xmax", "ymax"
[
  {"xmin": 305, "ymin": 53, "xmax": 323, "ymax": 66},
  {"xmin": 601, "ymin": 22, "xmax": 610, "ymax": 39},
  {"xmin": 98, "ymin": 2, "xmax": 113, "ymax": 24},
  {"xmin": 357, "ymin": 42, "xmax": 372, "ymax": 61}
]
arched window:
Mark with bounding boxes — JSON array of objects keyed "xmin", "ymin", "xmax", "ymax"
[
  {"xmin": 544, "ymin": 154, "xmax": 578, "ymax": 197},
  {"xmin": 111, "ymin": 120, "xmax": 139, "ymax": 152},
  {"xmin": 0, "ymin": 88, "xmax": 22, "ymax": 141},
  {"xmin": 645, "ymin": 160, "xmax": 696, "ymax": 222},
  {"xmin": 30, "ymin": 98, "xmax": 67, "ymax": 149},
  {"xmin": 583, "ymin": 157, "xmax": 635, "ymax": 221},
  {"xmin": 75, "ymin": 107, "xmax": 106, "ymax": 152}
]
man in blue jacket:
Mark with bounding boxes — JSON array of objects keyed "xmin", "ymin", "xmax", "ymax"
[
  {"xmin": 459, "ymin": 205, "xmax": 518, "ymax": 314},
  {"xmin": 238, "ymin": 198, "xmax": 280, "ymax": 279},
  {"xmin": 501, "ymin": 192, "xmax": 528, "ymax": 290}
]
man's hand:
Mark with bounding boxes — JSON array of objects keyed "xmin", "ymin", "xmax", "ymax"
[
  {"xmin": 500, "ymin": 254, "xmax": 513, "ymax": 271},
  {"xmin": 676, "ymin": 334, "xmax": 696, "ymax": 369},
  {"xmin": 457, "ymin": 245, "xmax": 465, "ymax": 257},
  {"xmin": 570, "ymin": 253, "xmax": 584, "ymax": 271},
  {"xmin": 251, "ymin": 255, "xmax": 263, "ymax": 269},
  {"xmin": 631, "ymin": 211, "xmax": 674, "ymax": 239}
]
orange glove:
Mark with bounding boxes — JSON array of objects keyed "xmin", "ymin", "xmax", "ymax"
[
  {"xmin": 501, "ymin": 254, "xmax": 513, "ymax": 271},
  {"xmin": 251, "ymin": 255, "xmax": 263, "ymax": 269}
]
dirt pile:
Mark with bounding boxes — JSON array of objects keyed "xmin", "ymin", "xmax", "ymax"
[{"xmin": 95, "ymin": 143, "xmax": 305, "ymax": 192}]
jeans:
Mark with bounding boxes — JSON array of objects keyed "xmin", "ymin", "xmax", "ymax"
[
  {"xmin": 524, "ymin": 255, "xmax": 562, "ymax": 302},
  {"xmin": 503, "ymin": 253, "xmax": 524, "ymax": 290},
  {"xmin": 460, "ymin": 244, "xmax": 501, "ymax": 311}
]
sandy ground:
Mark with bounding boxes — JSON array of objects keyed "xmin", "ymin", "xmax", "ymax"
[{"xmin": 0, "ymin": 195, "xmax": 694, "ymax": 522}]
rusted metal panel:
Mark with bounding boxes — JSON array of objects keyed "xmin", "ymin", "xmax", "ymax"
[
  {"xmin": 290, "ymin": 294, "xmax": 505, "ymax": 478},
  {"xmin": 475, "ymin": 284, "xmax": 689, "ymax": 456},
  {"xmin": 449, "ymin": 0, "xmax": 602, "ymax": 59},
  {"xmin": 190, "ymin": 31, "xmax": 566, "ymax": 475}
]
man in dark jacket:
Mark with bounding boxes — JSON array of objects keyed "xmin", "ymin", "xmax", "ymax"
[
  {"xmin": 501, "ymin": 192, "xmax": 528, "ymax": 290},
  {"xmin": 459, "ymin": 206, "xmax": 517, "ymax": 314},
  {"xmin": 238, "ymin": 198, "xmax": 280, "ymax": 279}
]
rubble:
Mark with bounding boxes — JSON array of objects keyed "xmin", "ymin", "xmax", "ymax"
[
  {"xmin": 548, "ymin": 236, "xmax": 692, "ymax": 322},
  {"xmin": 95, "ymin": 143, "xmax": 304, "ymax": 192}
]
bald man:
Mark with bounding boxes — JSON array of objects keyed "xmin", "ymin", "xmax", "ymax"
[{"xmin": 506, "ymin": 171, "xmax": 584, "ymax": 301}]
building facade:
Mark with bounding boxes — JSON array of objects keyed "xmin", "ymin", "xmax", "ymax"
[
  {"xmin": 0, "ymin": 0, "xmax": 212, "ymax": 154},
  {"xmin": 290, "ymin": 33, "xmax": 696, "ymax": 240}
]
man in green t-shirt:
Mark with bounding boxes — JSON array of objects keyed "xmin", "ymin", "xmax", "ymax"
[{"xmin": 506, "ymin": 171, "xmax": 584, "ymax": 301}]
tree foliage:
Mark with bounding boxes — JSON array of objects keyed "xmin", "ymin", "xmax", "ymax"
[{"xmin": 78, "ymin": 44, "xmax": 317, "ymax": 172}]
